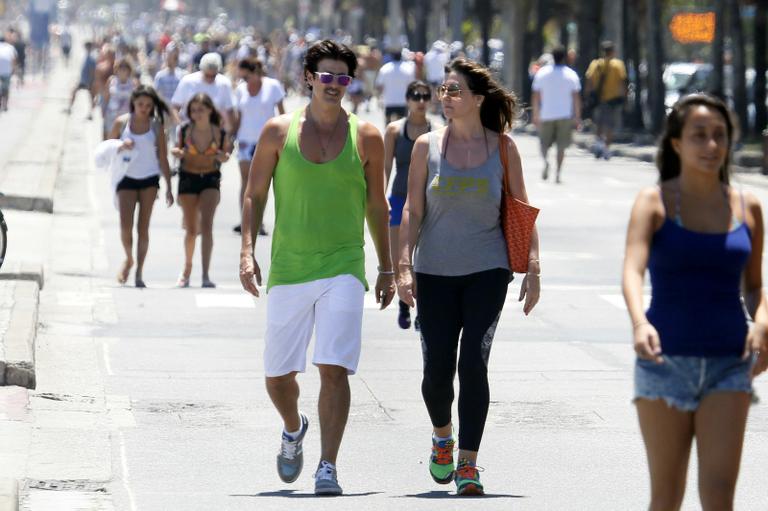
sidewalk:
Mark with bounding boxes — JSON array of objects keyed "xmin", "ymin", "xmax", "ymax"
[
  {"xmin": 521, "ymin": 124, "xmax": 765, "ymax": 173},
  {"xmin": 0, "ymin": 55, "xmax": 80, "ymax": 510}
]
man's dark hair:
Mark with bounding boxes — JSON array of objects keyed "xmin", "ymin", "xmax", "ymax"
[
  {"xmin": 238, "ymin": 57, "xmax": 263, "ymax": 75},
  {"xmin": 391, "ymin": 51, "xmax": 402, "ymax": 62},
  {"xmin": 303, "ymin": 39, "xmax": 357, "ymax": 91},
  {"xmin": 552, "ymin": 46, "xmax": 566, "ymax": 65},
  {"xmin": 601, "ymin": 40, "xmax": 615, "ymax": 55}
]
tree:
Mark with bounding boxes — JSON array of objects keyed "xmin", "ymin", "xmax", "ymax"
[
  {"xmin": 756, "ymin": 0, "xmax": 767, "ymax": 135},
  {"xmin": 624, "ymin": 0, "xmax": 645, "ymax": 130},
  {"xmin": 728, "ymin": 0, "xmax": 748, "ymax": 134},
  {"xmin": 476, "ymin": 0, "xmax": 493, "ymax": 65},
  {"xmin": 711, "ymin": 0, "xmax": 726, "ymax": 99},
  {"xmin": 646, "ymin": 0, "xmax": 666, "ymax": 134}
]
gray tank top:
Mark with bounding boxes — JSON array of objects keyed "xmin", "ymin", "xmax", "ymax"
[{"xmin": 414, "ymin": 131, "xmax": 509, "ymax": 276}]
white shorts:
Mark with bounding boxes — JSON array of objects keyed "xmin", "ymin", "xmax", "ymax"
[{"xmin": 264, "ymin": 274, "xmax": 365, "ymax": 377}]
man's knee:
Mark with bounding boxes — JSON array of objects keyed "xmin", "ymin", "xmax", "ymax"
[
  {"xmin": 266, "ymin": 371, "xmax": 298, "ymax": 391},
  {"xmin": 317, "ymin": 364, "xmax": 348, "ymax": 386}
]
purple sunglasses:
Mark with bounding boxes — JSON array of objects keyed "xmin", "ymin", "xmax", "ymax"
[{"xmin": 314, "ymin": 71, "xmax": 353, "ymax": 87}]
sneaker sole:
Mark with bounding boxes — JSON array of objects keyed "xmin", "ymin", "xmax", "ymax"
[
  {"xmin": 430, "ymin": 470, "xmax": 455, "ymax": 484},
  {"xmin": 314, "ymin": 487, "xmax": 343, "ymax": 496},
  {"xmin": 277, "ymin": 456, "xmax": 303, "ymax": 484},
  {"xmin": 457, "ymin": 483, "xmax": 484, "ymax": 496}
]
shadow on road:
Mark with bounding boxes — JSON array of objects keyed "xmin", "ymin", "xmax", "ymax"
[
  {"xmin": 231, "ymin": 490, "xmax": 384, "ymax": 498},
  {"xmin": 394, "ymin": 491, "xmax": 527, "ymax": 499}
]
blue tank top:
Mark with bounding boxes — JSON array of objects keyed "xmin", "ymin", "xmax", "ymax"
[
  {"xmin": 391, "ymin": 119, "xmax": 430, "ymax": 198},
  {"xmin": 646, "ymin": 187, "xmax": 751, "ymax": 357}
]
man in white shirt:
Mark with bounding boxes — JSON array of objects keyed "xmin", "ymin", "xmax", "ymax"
[
  {"xmin": 0, "ymin": 36, "xmax": 17, "ymax": 112},
  {"xmin": 232, "ymin": 57, "xmax": 285, "ymax": 234},
  {"xmin": 153, "ymin": 42, "xmax": 187, "ymax": 145},
  {"xmin": 423, "ymin": 41, "xmax": 448, "ymax": 111},
  {"xmin": 375, "ymin": 50, "xmax": 415, "ymax": 123},
  {"xmin": 171, "ymin": 52, "xmax": 236, "ymax": 132},
  {"xmin": 532, "ymin": 46, "xmax": 582, "ymax": 184}
]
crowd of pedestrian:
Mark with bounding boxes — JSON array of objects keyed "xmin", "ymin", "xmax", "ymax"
[{"xmin": 40, "ymin": 14, "xmax": 768, "ymax": 507}]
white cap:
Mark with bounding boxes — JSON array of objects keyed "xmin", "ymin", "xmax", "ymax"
[{"xmin": 200, "ymin": 52, "xmax": 222, "ymax": 71}]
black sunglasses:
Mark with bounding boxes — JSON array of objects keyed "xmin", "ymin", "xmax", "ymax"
[{"xmin": 408, "ymin": 92, "xmax": 431, "ymax": 102}]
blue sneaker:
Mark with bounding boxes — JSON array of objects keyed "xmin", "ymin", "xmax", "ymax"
[{"xmin": 276, "ymin": 412, "xmax": 309, "ymax": 483}]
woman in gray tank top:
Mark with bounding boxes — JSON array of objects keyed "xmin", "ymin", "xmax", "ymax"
[
  {"xmin": 384, "ymin": 80, "xmax": 432, "ymax": 330},
  {"xmin": 396, "ymin": 58, "xmax": 540, "ymax": 496}
]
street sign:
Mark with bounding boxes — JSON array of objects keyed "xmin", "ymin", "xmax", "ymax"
[{"xmin": 669, "ymin": 12, "xmax": 716, "ymax": 44}]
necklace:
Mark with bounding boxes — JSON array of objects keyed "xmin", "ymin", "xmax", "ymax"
[
  {"xmin": 442, "ymin": 124, "xmax": 490, "ymax": 167},
  {"xmin": 306, "ymin": 107, "xmax": 342, "ymax": 158}
]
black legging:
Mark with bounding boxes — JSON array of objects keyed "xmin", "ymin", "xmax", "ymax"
[{"xmin": 416, "ymin": 268, "xmax": 509, "ymax": 452}]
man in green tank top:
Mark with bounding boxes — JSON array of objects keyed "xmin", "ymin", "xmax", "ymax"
[{"xmin": 239, "ymin": 40, "xmax": 395, "ymax": 496}]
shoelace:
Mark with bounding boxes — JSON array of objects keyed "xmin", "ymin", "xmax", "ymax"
[
  {"xmin": 456, "ymin": 462, "xmax": 484, "ymax": 480},
  {"xmin": 432, "ymin": 440, "xmax": 455, "ymax": 464},
  {"xmin": 280, "ymin": 434, "xmax": 300, "ymax": 459},
  {"xmin": 316, "ymin": 463, "xmax": 336, "ymax": 481}
]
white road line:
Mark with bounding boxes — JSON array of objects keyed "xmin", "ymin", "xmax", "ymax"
[
  {"xmin": 195, "ymin": 293, "xmax": 257, "ymax": 308},
  {"xmin": 539, "ymin": 251, "xmax": 601, "ymax": 260},
  {"xmin": 119, "ymin": 431, "xmax": 138, "ymax": 511},
  {"xmin": 139, "ymin": 282, "xmax": 245, "ymax": 291},
  {"xmin": 599, "ymin": 294, "xmax": 650, "ymax": 310},
  {"xmin": 102, "ymin": 341, "xmax": 114, "ymax": 376}
]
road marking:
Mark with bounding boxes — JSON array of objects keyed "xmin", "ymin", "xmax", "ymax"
[
  {"xmin": 599, "ymin": 294, "xmax": 650, "ymax": 310},
  {"xmin": 118, "ymin": 431, "xmax": 138, "ymax": 511},
  {"xmin": 539, "ymin": 251, "xmax": 601, "ymax": 260},
  {"xmin": 195, "ymin": 293, "xmax": 257, "ymax": 308},
  {"xmin": 102, "ymin": 341, "xmax": 114, "ymax": 376}
]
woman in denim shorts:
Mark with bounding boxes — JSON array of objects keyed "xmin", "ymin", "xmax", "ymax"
[{"xmin": 623, "ymin": 93, "xmax": 768, "ymax": 510}]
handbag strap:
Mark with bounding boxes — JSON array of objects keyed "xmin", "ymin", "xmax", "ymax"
[
  {"xmin": 499, "ymin": 132, "xmax": 512, "ymax": 196},
  {"xmin": 595, "ymin": 58, "xmax": 609, "ymax": 101}
]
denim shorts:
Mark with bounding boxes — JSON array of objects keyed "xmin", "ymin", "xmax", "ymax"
[{"xmin": 634, "ymin": 355, "xmax": 754, "ymax": 412}]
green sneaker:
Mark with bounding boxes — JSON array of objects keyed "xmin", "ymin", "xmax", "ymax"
[
  {"xmin": 429, "ymin": 436, "xmax": 455, "ymax": 484},
  {"xmin": 455, "ymin": 458, "xmax": 484, "ymax": 496}
]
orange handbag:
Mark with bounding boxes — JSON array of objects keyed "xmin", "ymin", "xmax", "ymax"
[{"xmin": 499, "ymin": 133, "xmax": 540, "ymax": 273}]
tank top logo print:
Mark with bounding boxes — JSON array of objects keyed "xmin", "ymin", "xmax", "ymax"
[{"xmin": 429, "ymin": 175, "xmax": 490, "ymax": 197}]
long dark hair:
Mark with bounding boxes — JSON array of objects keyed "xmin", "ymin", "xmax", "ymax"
[
  {"xmin": 129, "ymin": 85, "xmax": 170, "ymax": 124},
  {"xmin": 447, "ymin": 58, "xmax": 519, "ymax": 133},
  {"xmin": 186, "ymin": 92, "xmax": 222, "ymax": 126},
  {"xmin": 656, "ymin": 93, "xmax": 734, "ymax": 184}
]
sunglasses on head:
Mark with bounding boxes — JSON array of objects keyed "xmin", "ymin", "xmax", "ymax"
[
  {"xmin": 314, "ymin": 71, "xmax": 353, "ymax": 87},
  {"xmin": 408, "ymin": 92, "xmax": 431, "ymax": 102},
  {"xmin": 437, "ymin": 83, "xmax": 464, "ymax": 99}
]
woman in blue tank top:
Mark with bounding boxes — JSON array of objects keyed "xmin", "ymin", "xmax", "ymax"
[
  {"xmin": 383, "ymin": 80, "xmax": 432, "ymax": 330},
  {"xmin": 623, "ymin": 94, "xmax": 768, "ymax": 510}
]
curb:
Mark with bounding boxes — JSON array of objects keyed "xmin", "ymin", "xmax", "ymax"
[
  {"xmin": 0, "ymin": 263, "xmax": 45, "ymax": 290},
  {"xmin": 1, "ymin": 280, "xmax": 39, "ymax": 390},
  {"xmin": 0, "ymin": 195, "xmax": 53, "ymax": 214},
  {"xmin": 0, "ymin": 479, "xmax": 18, "ymax": 511},
  {"xmin": 0, "ymin": 78, "xmax": 71, "ymax": 216}
]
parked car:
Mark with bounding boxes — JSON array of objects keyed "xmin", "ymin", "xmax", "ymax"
[{"xmin": 663, "ymin": 62, "xmax": 713, "ymax": 109}]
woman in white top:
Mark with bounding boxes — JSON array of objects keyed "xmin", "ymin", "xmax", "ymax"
[
  {"xmin": 102, "ymin": 58, "xmax": 139, "ymax": 139},
  {"xmin": 108, "ymin": 85, "xmax": 174, "ymax": 288},
  {"xmin": 232, "ymin": 57, "xmax": 284, "ymax": 234}
]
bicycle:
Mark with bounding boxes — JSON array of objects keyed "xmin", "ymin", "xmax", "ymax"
[{"xmin": 0, "ymin": 204, "xmax": 8, "ymax": 271}]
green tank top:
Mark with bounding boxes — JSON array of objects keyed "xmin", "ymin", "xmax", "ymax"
[{"xmin": 268, "ymin": 108, "xmax": 369, "ymax": 291}]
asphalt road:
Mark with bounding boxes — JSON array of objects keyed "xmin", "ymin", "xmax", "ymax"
[{"xmin": 18, "ymin": 92, "xmax": 768, "ymax": 511}]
